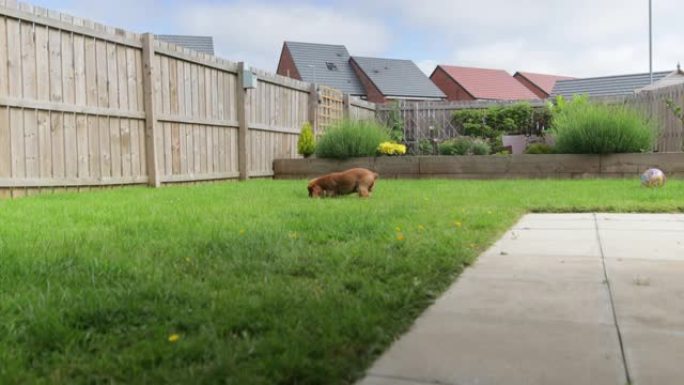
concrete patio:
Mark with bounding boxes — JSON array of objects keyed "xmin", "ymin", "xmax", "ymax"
[{"xmin": 358, "ymin": 213, "xmax": 684, "ymax": 385}]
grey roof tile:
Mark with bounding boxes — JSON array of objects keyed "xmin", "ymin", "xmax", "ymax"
[
  {"xmin": 157, "ymin": 35, "xmax": 214, "ymax": 55},
  {"xmin": 551, "ymin": 71, "xmax": 671, "ymax": 98},
  {"xmin": 284, "ymin": 41, "xmax": 365, "ymax": 95},
  {"xmin": 352, "ymin": 56, "xmax": 445, "ymax": 99}
]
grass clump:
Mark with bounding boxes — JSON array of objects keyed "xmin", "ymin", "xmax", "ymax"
[
  {"xmin": 315, "ymin": 120, "xmax": 390, "ymax": 159},
  {"xmin": 552, "ymin": 99, "xmax": 656, "ymax": 154}
]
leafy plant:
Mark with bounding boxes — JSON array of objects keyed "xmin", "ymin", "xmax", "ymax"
[
  {"xmin": 385, "ymin": 101, "xmax": 405, "ymax": 142},
  {"xmin": 438, "ymin": 137, "xmax": 490, "ymax": 155},
  {"xmin": 524, "ymin": 143, "xmax": 554, "ymax": 154},
  {"xmin": 418, "ymin": 139, "xmax": 434, "ymax": 155},
  {"xmin": 297, "ymin": 122, "xmax": 316, "ymax": 158},
  {"xmin": 439, "ymin": 137, "xmax": 472, "ymax": 155},
  {"xmin": 470, "ymin": 138, "xmax": 492, "ymax": 155},
  {"xmin": 551, "ymin": 101, "xmax": 656, "ymax": 154},
  {"xmin": 315, "ymin": 119, "xmax": 390, "ymax": 159}
]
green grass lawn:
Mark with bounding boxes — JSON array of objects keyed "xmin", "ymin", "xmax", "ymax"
[{"xmin": 1, "ymin": 179, "xmax": 683, "ymax": 385}]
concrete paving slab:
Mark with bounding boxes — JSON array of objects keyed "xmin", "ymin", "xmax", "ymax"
[
  {"xmin": 430, "ymin": 275, "xmax": 614, "ymax": 325},
  {"xmin": 596, "ymin": 213, "xmax": 684, "ymax": 231},
  {"xmin": 513, "ymin": 213, "xmax": 596, "ymax": 230},
  {"xmin": 469, "ymin": 254, "xmax": 604, "ymax": 282},
  {"xmin": 598, "ymin": 229, "xmax": 684, "ymax": 261},
  {"xmin": 607, "ymin": 259, "xmax": 684, "ymax": 330},
  {"xmin": 357, "ymin": 214, "xmax": 684, "ymax": 385},
  {"xmin": 485, "ymin": 229, "xmax": 601, "ymax": 258},
  {"xmin": 621, "ymin": 327, "xmax": 684, "ymax": 385},
  {"xmin": 366, "ymin": 315, "xmax": 626, "ymax": 385},
  {"xmin": 357, "ymin": 375, "xmax": 442, "ymax": 385}
]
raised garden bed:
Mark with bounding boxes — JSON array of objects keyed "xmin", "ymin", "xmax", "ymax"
[{"xmin": 274, "ymin": 153, "xmax": 684, "ymax": 179}]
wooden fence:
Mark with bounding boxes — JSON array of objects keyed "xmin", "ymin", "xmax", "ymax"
[
  {"xmin": 377, "ymin": 89, "xmax": 684, "ymax": 153},
  {"xmin": 0, "ymin": 1, "xmax": 376, "ymax": 197}
]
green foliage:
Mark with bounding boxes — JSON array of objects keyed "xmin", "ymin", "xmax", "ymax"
[
  {"xmin": 439, "ymin": 137, "xmax": 490, "ymax": 155},
  {"xmin": 418, "ymin": 138, "xmax": 434, "ymax": 155},
  {"xmin": 297, "ymin": 122, "xmax": 316, "ymax": 158},
  {"xmin": 315, "ymin": 119, "xmax": 390, "ymax": 159},
  {"xmin": 385, "ymin": 101, "xmax": 405, "ymax": 142},
  {"xmin": 439, "ymin": 137, "xmax": 473, "ymax": 155},
  {"xmin": 470, "ymin": 138, "xmax": 492, "ymax": 155},
  {"xmin": 524, "ymin": 143, "xmax": 555, "ymax": 154},
  {"xmin": 551, "ymin": 101, "xmax": 656, "ymax": 154},
  {"xmin": 1, "ymin": 180, "xmax": 684, "ymax": 384},
  {"xmin": 452, "ymin": 103, "xmax": 549, "ymax": 141}
]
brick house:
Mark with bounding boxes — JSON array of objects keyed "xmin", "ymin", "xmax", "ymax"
[
  {"xmin": 430, "ymin": 65, "xmax": 539, "ymax": 101},
  {"xmin": 277, "ymin": 41, "xmax": 444, "ymax": 103},
  {"xmin": 513, "ymin": 72, "xmax": 575, "ymax": 99}
]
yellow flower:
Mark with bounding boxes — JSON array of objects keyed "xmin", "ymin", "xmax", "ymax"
[
  {"xmin": 378, "ymin": 141, "xmax": 407, "ymax": 155},
  {"xmin": 168, "ymin": 334, "xmax": 181, "ymax": 343},
  {"xmin": 417, "ymin": 224, "xmax": 425, "ymax": 231},
  {"xmin": 288, "ymin": 231, "xmax": 298, "ymax": 239},
  {"xmin": 453, "ymin": 221, "xmax": 462, "ymax": 228},
  {"xmin": 395, "ymin": 226, "xmax": 401, "ymax": 232},
  {"xmin": 239, "ymin": 229, "xmax": 245, "ymax": 235},
  {"xmin": 396, "ymin": 233, "xmax": 405, "ymax": 241}
]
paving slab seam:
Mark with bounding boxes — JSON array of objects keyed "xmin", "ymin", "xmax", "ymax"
[{"xmin": 593, "ymin": 213, "xmax": 632, "ymax": 384}]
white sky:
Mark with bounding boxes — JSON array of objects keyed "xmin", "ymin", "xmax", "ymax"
[{"xmin": 30, "ymin": 0, "xmax": 681, "ymax": 77}]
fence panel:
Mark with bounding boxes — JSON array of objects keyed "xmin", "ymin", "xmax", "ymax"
[{"xmin": 0, "ymin": 1, "xmax": 367, "ymax": 197}]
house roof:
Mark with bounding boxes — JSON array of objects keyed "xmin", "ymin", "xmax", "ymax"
[
  {"xmin": 283, "ymin": 41, "xmax": 365, "ymax": 95},
  {"xmin": 551, "ymin": 71, "xmax": 671, "ymax": 98},
  {"xmin": 637, "ymin": 69, "xmax": 684, "ymax": 92},
  {"xmin": 351, "ymin": 56, "xmax": 445, "ymax": 99},
  {"xmin": 157, "ymin": 35, "xmax": 214, "ymax": 55},
  {"xmin": 514, "ymin": 71, "xmax": 575, "ymax": 95},
  {"xmin": 435, "ymin": 65, "xmax": 540, "ymax": 100}
]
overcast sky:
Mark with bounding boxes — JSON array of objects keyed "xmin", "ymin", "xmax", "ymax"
[{"xmin": 28, "ymin": 0, "xmax": 681, "ymax": 78}]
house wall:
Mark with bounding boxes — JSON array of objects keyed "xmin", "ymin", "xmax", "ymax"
[
  {"xmin": 513, "ymin": 73, "xmax": 548, "ymax": 99},
  {"xmin": 430, "ymin": 67, "xmax": 476, "ymax": 101},
  {"xmin": 276, "ymin": 45, "xmax": 301, "ymax": 80},
  {"xmin": 349, "ymin": 58, "xmax": 386, "ymax": 104}
]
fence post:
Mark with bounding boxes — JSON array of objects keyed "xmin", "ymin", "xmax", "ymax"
[
  {"xmin": 342, "ymin": 93, "xmax": 350, "ymax": 119},
  {"xmin": 141, "ymin": 33, "xmax": 160, "ymax": 187},
  {"xmin": 308, "ymin": 83, "xmax": 319, "ymax": 134},
  {"xmin": 236, "ymin": 62, "xmax": 249, "ymax": 180}
]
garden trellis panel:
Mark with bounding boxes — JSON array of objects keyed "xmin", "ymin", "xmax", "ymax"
[{"xmin": 0, "ymin": 1, "xmax": 371, "ymax": 198}]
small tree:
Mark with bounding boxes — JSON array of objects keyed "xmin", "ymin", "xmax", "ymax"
[{"xmin": 297, "ymin": 122, "xmax": 315, "ymax": 158}]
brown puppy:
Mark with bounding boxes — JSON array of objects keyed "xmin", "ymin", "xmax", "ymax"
[{"xmin": 308, "ymin": 168, "xmax": 378, "ymax": 198}]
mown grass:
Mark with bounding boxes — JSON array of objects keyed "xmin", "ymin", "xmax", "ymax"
[{"xmin": 1, "ymin": 179, "xmax": 683, "ymax": 385}]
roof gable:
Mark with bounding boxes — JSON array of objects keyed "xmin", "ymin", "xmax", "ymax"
[
  {"xmin": 284, "ymin": 41, "xmax": 365, "ymax": 95},
  {"xmin": 157, "ymin": 35, "xmax": 214, "ymax": 55},
  {"xmin": 552, "ymin": 71, "xmax": 671, "ymax": 98},
  {"xmin": 437, "ymin": 65, "xmax": 539, "ymax": 100},
  {"xmin": 514, "ymin": 72, "xmax": 575, "ymax": 95},
  {"xmin": 351, "ymin": 56, "xmax": 445, "ymax": 99}
]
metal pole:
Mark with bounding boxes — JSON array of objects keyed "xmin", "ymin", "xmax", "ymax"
[{"xmin": 649, "ymin": 0, "xmax": 653, "ymax": 84}]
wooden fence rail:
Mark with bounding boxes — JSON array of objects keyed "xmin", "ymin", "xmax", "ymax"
[{"xmin": 0, "ymin": 1, "xmax": 376, "ymax": 197}]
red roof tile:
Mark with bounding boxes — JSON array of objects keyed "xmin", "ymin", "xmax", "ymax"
[
  {"xmin": 437, "ymin": 65, "xmax": 540, "ymax": 100},
  {"xmin": 514, "ymin": 71, "xmax": 575, "ymax": 95}
]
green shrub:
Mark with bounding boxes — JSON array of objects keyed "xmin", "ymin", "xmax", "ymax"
[
  {"xmin": 470, "ymin": 139, "xmax": 491, "ymax": 155},
  {"xmin": 452, "ymin": 103, "xmax": 546, "ymax": 138},
  {"xmin": 552, "ymin": 102, "xmax": 656, "ymax": 154},
  {"xmin": 418, "ymin": 139, "xmax": 434, "ymax": 155},
  {"xmin": 524, "ymin": 143, "xmax": 554, "ymax": 154},
  {"xmin": 315, "ymin": 120, "xmax": 390, "ymax": 159},
  {"xmin": 297, "ymin": 122, "xmax": 316, "ymax": 158},
  {"xmin": 439, "ymin": 137, "xmax": 490, "ymax": 155},
  {"xmin": 439, "ymin": 137, "xmax": 472, "ymax": 155}
]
